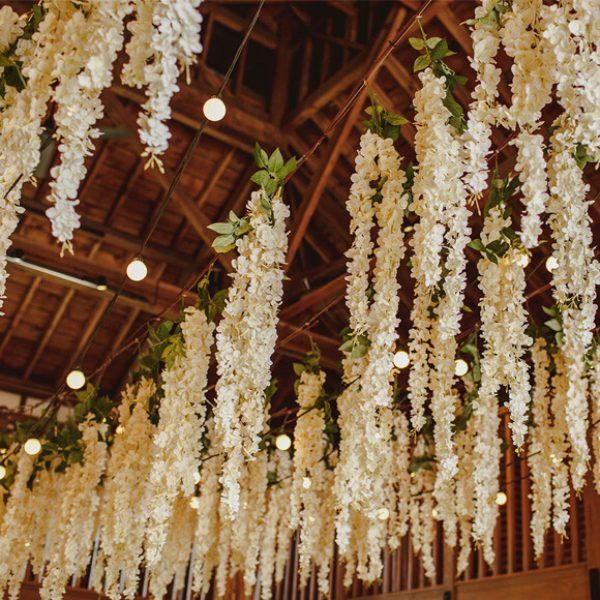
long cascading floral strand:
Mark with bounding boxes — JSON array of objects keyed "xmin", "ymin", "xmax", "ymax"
[
  {"xmin": 290, "ymin": 357, "xmax": 336, "ymax": 595},
  {"xmin": 144, "ymin": 306, "xmax": 214, "ymax": 567},
  {"xmin": 121, "ymin": 0, "xmax": 204, "ymax": 170},
  {"xmin": 39, "ymin": 419, "xmax": 108, "ymax": 600},
  {"xmin": 334, "ymin": 114, "xmax": 408, "ymax": 581},
  {"xmin": 211, "ymin": 147, "xmax": 294, "ymax": 518},
  {"xmin": 45, "ymin": 0, "xmax": 132, "ymax": 251},
  {"xmin": 407, "ymin": 37, "xmax": 471, "ymax": 544},
  {"xmin": 95, "ymin": 378, "xmax": 156, "ymax": 600},
  {"xmin": 529, "ymin": 338, "xmax": 553, "ymax": 560}
]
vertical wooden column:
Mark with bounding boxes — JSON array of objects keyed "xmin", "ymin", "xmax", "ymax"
[{"xmin": 583, "ymin": 480, "xmax": 600, "ymax": 600}]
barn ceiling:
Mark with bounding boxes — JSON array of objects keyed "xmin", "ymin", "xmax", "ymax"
[{"xmin": 1, "ymin": 0, "xmax": 599, "ymax": 422}]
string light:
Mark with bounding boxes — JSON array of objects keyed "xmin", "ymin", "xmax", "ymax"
[
  {"xmin": 202, "ymin": 96, "xmax": 226, "ymax": 122},
  {"xmin": 302, "ymin": 476, "xmax": 312, "ymax": 490},
  {"xmin": 115, "ymin": 425, "xmax": 125, "ymax": 435},
  {"xmin": 0, "ymin": 465, "xmax": 5, "ymax": 480},
  {"xmin": 126, "ymin": 257, "xmax": 148, "ymax": 282},
  {"xmin": 66, "ymin": 368, "xmax": 86, "ymax": 390},
  {"xmin": 454, "ymin": 358, "xmax": 469, "ymax": 377},
  {"xmin": 495, "ymin": 491, "xmax": 508, "ymax": 506},
  {"xmin": 24, "ymin": 438, "xmax": 42, "ymax": 456},
  {"xmin": 545, "ymin": 255, "xmax": 559, "ymax": 272},
  {"xmin": 393, "ymin": 350, "xmax": 410, "ymax": 369},
  {"xmin": 376, "ymin": 507, "xmax": 389, "ymax": 521},
  {"xmin": 275, "ymin": 434, "xmax": 291, "ymax": 451}
]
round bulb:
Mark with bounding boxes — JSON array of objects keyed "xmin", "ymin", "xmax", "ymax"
[
  {"xmin": 193, "ymin": 471, "xmax": 201, "ymax": 485},
  {"xmin": 0, "ymin": 465, "xmax": 6, "ymax": 480},
  {"xmin": 24, "ymin": 438, "xmax": 41, "ymax": 456},
  {"xmin": 376, "ymin": 507, "xmax": 389, "ymax": 521},
  {"xmin": 66, "ymin": 369, "xmax": 86, "ymax": 390},
  {"xmin": 454, "ymin": 359, "xmax": 469, "ymax": 377},
  {"xmin": 115, "ymin": 425, "xmax": 125, "ymax": 435},
  {"xmin": 393, "ymin": 350, "xmax": 410, "ymax": 370},
  {"xmin": 275, "ymin": 434, "xmax": 291, "ymax": 451},
  {"xmin": 432, "ymin": 507, "xmax": 439, "ymax": 518},
  {"xmin": 546, "ymin": 255, "xmax": 559, "ymax": 272},
  {"xmin": 302, "ymin": 476, "xmax": 312, "ymax": 490},
  {"xmin": 495, "ymin": 491, "xmax": 508, "ymax": 506},
  {"xmin": 126, "ymin": 258, "xmax": 147, "ymax": 282},
  {"xmin": 96, "ymin": 283, "xmax": 108, "ymax": 292},
  {"xmin": 203, "ymin": 96, "xmax": 226, "ymax": 122}
]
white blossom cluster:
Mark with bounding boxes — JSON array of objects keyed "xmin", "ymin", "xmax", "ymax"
[
  {"xmin": 39, "ymin": 420, "xmax": 108, "ymax": 600},
  {"xmin": 96, "ymin": 378, "xmax": 156, "ymax": 600},
  {"xmin": 547, "ymin": 131, "xmax": 599, "ymax": 492},
  {"xmin": 145, "ymin": 306, "xmax": 214, "ymax": 567},
  {"xmin": 290, "ymin": 370, "xmax": 336, "ymax": 595},
  {"xmin": 0, "ymin": 0, "xmax": 204, "ymax": 313},
  {"xmin": 213, "ymin": 190, "xmax": 289, "ymax": 517},
  {"xmin": 122, "ymin": 0, "xmax": 204, "ymax": 167}
]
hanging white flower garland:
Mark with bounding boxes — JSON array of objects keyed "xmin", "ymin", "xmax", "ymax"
[
  {"xmin": 145, "ymin": 306, "xmax": 214, "ymax": 567},
  {"xmin": 213, "ymin": 189, "xmax": 289, "ymax": 518}
]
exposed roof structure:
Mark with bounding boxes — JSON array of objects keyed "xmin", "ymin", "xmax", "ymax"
[{"xmin": 1, "ymin": 0, "xmax": 598, "ymax": 417}]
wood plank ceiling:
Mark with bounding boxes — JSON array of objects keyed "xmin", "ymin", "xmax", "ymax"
[{"xmin": 1, "ymin": 0, "xmax": 599, "ymax": 421}]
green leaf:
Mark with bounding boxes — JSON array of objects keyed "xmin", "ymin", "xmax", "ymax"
[
  {"xmin": 385, "ymin": 113, "xmax": 408, "ymax": 126},
  {"xmin": 253, "ymin": 142, "xmax": 268, "ymax": 168},
  {"xmin": 276, "ymin": 156, "xmax": 296, "ymax": 181},
  {"xmin": 250, "ymin": 169, "xmax": 271, "ymax": 188},
  {"xmin": 545, "ymin": 318, "xmax": 562, "ymax": 332},
  {"xmin": 425, "ymin": 36, "xmax": 443, "ymax": 49},
  {"xmin": 430, "ymin": 39, "xmax": 449, "ymax": 61},
  {"xmin": 207, "ymin": 221, "xmax": 234, "ymax": 235},
  {"xmin": 413, "ymin": 54, "xmax": 431, "ymax": 72},
  {"xmin": 212, "ymin": 235, "xmax": 236, "ymax": 251},
  {"xmin": 268, "ymin": 148, "xmax": 284, "ymax": 173},
  {"xmin": 264, "ymin": 178, "xmax": 278, "ymax": 197},
  {"xmin": 542, "ymin": 305, "xmax": 558, "ymax": 317},
  {"xmin": 408, "ymin": 37, "xmax": 425, "ymax": 50},
  {"xmin": 467, "ymin": 239, "xmax": 485, "ymax": 252}
]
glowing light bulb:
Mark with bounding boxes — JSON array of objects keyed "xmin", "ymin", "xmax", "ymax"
[
  {"xmin": 431, "ymin": 508, "xmax": 439, "ymax": 518},
  {"xmin": 66, "ymin": 368, "xmax": 86, "ymax": 390},
  {"xmin": 115, "ymin": 425, "xmax": 125, "ymax": 435},
  {"xmin": 190, "ymin": 497, "xmax": 200, "ymax": 509},
  {"xmin": 454, "ymin": 358, "xmax": 469, "ymax": 377},
  {"xmin": 376, "ymin": 507, "xmax": 389, "ymax": 521},
  {"xmin": 495, "ymin": 491, "xmax": 508, "ymax": 506},
  {"xmin": 302, "ymin": 476, "xmax": 312, "ymax": 490},
  {"xmin": 126, "ymin": 258, "xmax": 147, "ymax": 282},
  {"xmin": 0, "ymin": 465, "xmax": 6, "ymax": 480},
  {"xmin": 194, "ymin": 471, "xmax": 201, "ymax": 485},
  {"xmin": 275, "ymin": 434, "xmax": 291, "ymax": 451},
  {"xmin": 546, "ymin": 255, "xmax": 559, "ymax": 272},
  {"xmin": 24, "ymin": 438, "xmax": 41, "ymax": 456},
  {"xmin": 203, "ymin": 96, "xmax": 226, "ymax": 122},
  {"xmin": 393, "ymin": 350, "xmax": 410, "ymax": 369}
]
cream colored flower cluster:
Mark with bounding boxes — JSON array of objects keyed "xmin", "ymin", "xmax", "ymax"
[
  {"xmin": 0, "ymin": 0, "xmax": 204, "ymax": 313},
  {"xmin": 547, "ymin": 132, "xmax": 599, "ymax": 492},
  {"xmin": 213, "ymin": 190, "xmax": 289, "ymax": 518},
  {"xmin": 335, "ymin": 128, "xmax": 408, "ymax": 580},
  {"xmin": 145, "ymin": 306, "xmax": 214, "ymax": 567},
  {"xmin": 40, "ymin": 420, "xmax": 108, "ymax": 600},
  {"xmin": 96, "ymin": 378, "xmax": 156, "ymax": 600},
  {"xmin": 290, "ymin": 370, "xmax": 336, "ymax": 595},
  {"xmin": 122, "ymin": 0, "xmax": 204, "ymax": 167}
]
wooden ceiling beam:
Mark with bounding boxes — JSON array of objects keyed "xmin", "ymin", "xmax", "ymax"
[
  {"xmin": 285, "ymin": 87, "xmax": 367, "ymax": 270},
  {"xmin": 0, "ymin": 373, "xmax": 54, "ymax": 399},
  {"xmin": 20, "ymin": 197, "xmax": 194, "ymax": 269},
  {"xmin": 0, "ymin": 276, "xmax": 41, "ymax": 359}
]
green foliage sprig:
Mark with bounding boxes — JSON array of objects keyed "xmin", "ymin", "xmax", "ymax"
[
  {"xmin": 465, "ymin": 0, "xmax": 510, "ymax": 30},
  {"xmin": 467, "ymin": 174, "xmax": 524, "ymax": 263},
  {"xmin": 410, "ymin": 32, "xmax": 467, "ymax": 133},
  {"xmin": 541, "ymin": 304, "xmax": 564, "ymax": 346},
  {"xmin": 339, "ymin": 326, "xmax": 370, "ymax": 359},
  {"xmin": 208, "ymin": 143, "xmax": 296, "ymax": 252},
  {"xmin": 363, "ymin": 92, "xmax": 408, "ymax": 142}
]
